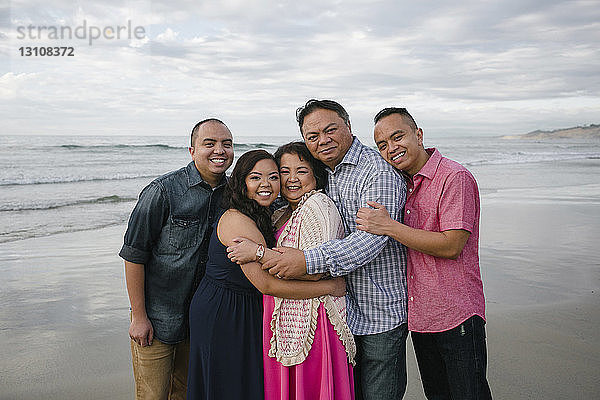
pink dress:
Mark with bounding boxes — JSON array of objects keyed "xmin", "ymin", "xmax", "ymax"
[{"xmin": 263, "ymin": 192, "xmax": 355, "ymax": 400}]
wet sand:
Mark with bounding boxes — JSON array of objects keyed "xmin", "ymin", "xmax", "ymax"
[
  {"xmin": 1, "ymin": 186, "xmax": 599, "ymax": 398},
  {"xmin": 0, "ymin": 225, "xmax": 133, "ymax": 399},
  {"xmin": 404, "ymin": 299, "xmax": 600, "ymax": 399}
]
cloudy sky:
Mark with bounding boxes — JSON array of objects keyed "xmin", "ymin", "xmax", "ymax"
[{"xmin": 1, "ymin": 0, "xmax": 598, "ymax": 139}]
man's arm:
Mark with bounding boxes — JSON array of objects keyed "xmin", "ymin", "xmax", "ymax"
[
  {"xmin": 356, "ymin": 201, "xmax": 470, "ymax": 259},
  {"xmin": 357, "ymin": 170, "xmax": 478, "ymax": 259},
  {"xmin": 120, "ymin": 183, "xmax": 168, "ymax": 261},
  {"xmin": 125, "ymin": 261, "xmax": 154, "ymax": 346},
  {"xmin": 119, "ymin": 183, "xmax": 168, "ymax": 347},
  {"xmin": 263, "ymin": 169, "xmax": 406, "ymax": 278}
]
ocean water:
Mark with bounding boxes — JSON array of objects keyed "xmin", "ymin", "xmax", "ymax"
[
  {"xmin": 1, "ymin": 134, "xmax": 600, "ymax": 399},
  {"xmin": 1, "ymin": 134, "xmax": 600, "ymax": 243}
]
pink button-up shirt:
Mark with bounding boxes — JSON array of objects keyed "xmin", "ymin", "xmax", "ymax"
[{"xmin": 404, "ymin": 148, "xmax": 485, "ymax": 333}]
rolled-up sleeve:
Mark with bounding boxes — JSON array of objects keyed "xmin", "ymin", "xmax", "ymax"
[
  {"xmin": 305, "ymin": 170, "xmax": 406, "ymax": 276},
  {"xmin": 119, "ymin": 183, "xmax": 169, "ymax": 264},
  {"xmin": 438, "ymin": 170, "xmax": 478, "ymax": 233}
]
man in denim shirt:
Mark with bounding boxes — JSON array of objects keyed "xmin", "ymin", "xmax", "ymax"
[{"xmin": 119, "ymin": 119, "xmax": 234, "ymax": 399}]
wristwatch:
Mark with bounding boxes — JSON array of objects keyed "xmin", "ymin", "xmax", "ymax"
[{"xmin": 255, "ymin": 243, "xmax": 265, "ymax": 261}]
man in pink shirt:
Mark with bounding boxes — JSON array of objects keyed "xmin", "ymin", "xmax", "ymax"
[{"xmin": 356, "ymin": 107, "xmax": 492, "ymax": 399}]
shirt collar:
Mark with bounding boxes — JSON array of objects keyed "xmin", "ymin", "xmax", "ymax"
[
  {"xmin": 331, "ymin": 136, "xmax": 360, "ymax": 172},
  {"xmin": 186, "ymin": 161, "xmax": 227, "ymax": 189},
  {"xmin": 415, "ymin": 148, "xmax": 441, "ymax": 180}
]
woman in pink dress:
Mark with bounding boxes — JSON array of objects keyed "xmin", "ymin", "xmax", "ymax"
[{"xmin": 227, "ymin": 142, "xmax": 355, "ymax": 400}]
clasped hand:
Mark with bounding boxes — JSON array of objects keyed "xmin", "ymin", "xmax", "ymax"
[
  {"xmin": 226, "ymin": 237, "xmax": 268, "ymax": 264},
  {"xmin": 356, "ymin": 200, "xmax": 392, "ymax": 235},
  {"xmin": 227, "ymin": 237, "xmax": 307, "ymax": 279}
]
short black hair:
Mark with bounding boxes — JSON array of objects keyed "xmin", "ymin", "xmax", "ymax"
[
  {"xmin": 374, "ymin": 107, "xmax": 418, "ymax": 130},
  {"xmin": 295, "ymin": 99, "xmax": 350, "ymax": 135},
  {"xmin": 273, "ymin": 141, "xmax": 328, "ymax": 190},
  {"xmin": 190, "ymin": 118, "xmax": 227, "ymax": 147}
]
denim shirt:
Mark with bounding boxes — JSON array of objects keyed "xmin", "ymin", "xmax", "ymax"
[{"xmin": 119, "ymin": 161, "xmax": 226, "ymax": 344}]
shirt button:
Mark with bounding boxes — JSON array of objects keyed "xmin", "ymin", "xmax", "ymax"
[
  {"xmin": 410, "ymin": 275, "xmax": 414, "ymax": 279},
  {"xmin": 406, "ymin": 209, "xmax": 411, "ymax": 214},
  {"xmin": 408, "ymin": 188, "xmax": 413, "ymax": 192},
  {"xmin": 409, "ymin": 296, "xmax": 414, "ymax": 301}
]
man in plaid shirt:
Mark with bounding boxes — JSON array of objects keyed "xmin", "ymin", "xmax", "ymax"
[{"xmin": 262, "ymin": 99, "xmax": 409, "ymax": 399}]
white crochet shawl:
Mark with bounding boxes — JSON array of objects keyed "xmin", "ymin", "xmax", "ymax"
[{"xmin": 269, "ymin": 190, "xmax": 356, "ymax": 366}]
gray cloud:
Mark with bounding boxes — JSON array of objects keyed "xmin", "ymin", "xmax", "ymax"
[{"xmin": 2, "ymin": 0, "xmax": 598, "ymax": 138}]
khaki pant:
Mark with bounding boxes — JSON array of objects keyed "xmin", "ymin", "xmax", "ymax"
[{"xmin": 130, "ymin": 338, "xmax": 189, "ymax": 400}]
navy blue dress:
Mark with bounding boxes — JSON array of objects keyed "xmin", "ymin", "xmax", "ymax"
[{"xmin": 187, "ymin": 216, "xmax": 264, "ymax": 400}]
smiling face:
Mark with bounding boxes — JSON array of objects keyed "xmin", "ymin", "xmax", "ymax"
[
  {"xmin": 245, "ymin": 158, "xmax": 280, "ymax": 207},
  {"xmin": 278, "ymin": 152, "xmax": 317, "ymax": 209},
  {"xmin": 374, "ymin": 113, "xmax": 429, "ymax": 176},
  {"xmin": 188, "ymin": 121, "xmax": 234, "ymax": 187},
  {"xmin": 301, "ymin": 108, "xmax": 354, "ymax": 170}
]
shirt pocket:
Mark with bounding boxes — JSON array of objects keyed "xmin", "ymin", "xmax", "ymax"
[{"xmin": 169, "ymin": 215, "xmax": 200, "ymax": 249}]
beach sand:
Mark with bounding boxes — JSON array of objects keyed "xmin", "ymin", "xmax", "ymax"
[
  {"xmin": 1, "ymin": 188, "xmax": 599, "ymax": 398},
  {"xmin": 0, "ymin": 225, "xmax": 133, "ymax": 399}
]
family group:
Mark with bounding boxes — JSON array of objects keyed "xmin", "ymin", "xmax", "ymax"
[{"xmin": 120, "ymin": 99, "xmax": 491, "ymax": 400}]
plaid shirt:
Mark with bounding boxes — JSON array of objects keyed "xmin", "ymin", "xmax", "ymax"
[{"xmin": 305, "ymin": 137, "xmax": 408, "ymax": 335}]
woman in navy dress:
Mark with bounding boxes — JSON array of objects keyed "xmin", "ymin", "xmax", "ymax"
[{"xmin": 187, "ymin": 150, "xmax": 346, "ymax": 400}]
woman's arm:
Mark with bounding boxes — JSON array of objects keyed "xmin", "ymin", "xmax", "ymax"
[
  {"xmin": 218, "ymin": 210, "xmax": 343, "ymax": 297},
  {"xmin": 227, "ymin": 237, "xmax": 324, "ymax": 281},
  {"xmin": 226, "ymin": 237, "xmax": 277, "ymax": 264}
]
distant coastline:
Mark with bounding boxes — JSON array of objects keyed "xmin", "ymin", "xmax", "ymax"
[{"xmin": 502, "ymin": 124, "xmax": 600, "ymax": 139}]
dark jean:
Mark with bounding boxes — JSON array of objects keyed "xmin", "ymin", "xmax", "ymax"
[
  {"xmin": 411, "ymin": 315, "xmax": 492, "ymax": 400},
  {"xmin": 354, "ymin": 323, "xmax": 408, "ymax": 400}
]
